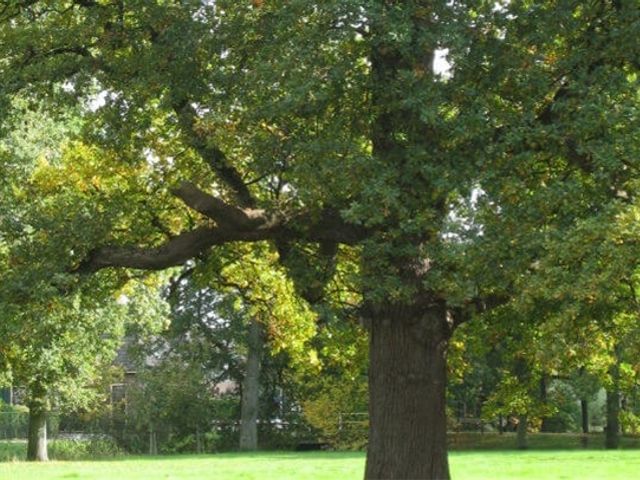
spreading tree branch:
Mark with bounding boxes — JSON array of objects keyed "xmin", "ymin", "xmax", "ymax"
[
  {"xmin": 172, "ymin": 100, "xmax": 256, "ymax": 208},
  {"xmin": 75, "ymin": 225, "xmax": 275, "ymax": 273},
  {"xmin": 75, "ymin": 200, "xmax": 368, "ymax": 274}
]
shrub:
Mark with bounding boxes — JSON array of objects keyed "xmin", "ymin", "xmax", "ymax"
[
  {"xmin": 49, "ymin": 437, "xmax": 122, "ymax": 460},
  {"xmin": 302, "ymin": 377, "xmax": 368, "ymax": 450},
  {"xmin": 0, "ymin": 441, "xmax": 25, "ymax": 461},
  {"xmin": 621, "ymin": 410, "xmax": 640, "ymax": 435}
]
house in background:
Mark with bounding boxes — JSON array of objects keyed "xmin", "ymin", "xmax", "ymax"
[{"xmin": 110, "ymin": 337, "xmax": 163, "ymax": 408}]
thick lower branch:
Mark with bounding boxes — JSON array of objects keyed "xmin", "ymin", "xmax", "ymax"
[
  {"xmin": 75, "ymin": 225, "xmax": 273, "ymax": 273},
  {"xmin": 76, "ymin": 203, "xmax": 368, "ymax": 274}
]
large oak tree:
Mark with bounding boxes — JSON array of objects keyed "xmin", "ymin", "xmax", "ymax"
[{"xmin": 2, "ymin": 1, "xmax": 640, "ymax": 478}]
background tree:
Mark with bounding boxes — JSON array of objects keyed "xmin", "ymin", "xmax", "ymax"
[
  {"xmin": 0, "ymin": 95, "xmax": 130, "ymax": 461},
  {"xmin": 162, "ymin": 248, "xmax": 316, "ymax": 451},
  {"xmin": 124, "ymin": 356, "xmax": 222, "ymax": 455}
]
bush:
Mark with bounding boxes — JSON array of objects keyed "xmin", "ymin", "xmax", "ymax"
[
  {"xmin": 541, "ymin": 382, "xmax": 581, "ymax": 433},
  {"xmin": 157, "ymin": 430, "xmax": 222, "ymax": 454},
  {"xmin": 0, "ymin": 441, "xmax": 25, "ymax": 461},
  {"xmin": 258, "ymin": 419, "xmax": 317, "ymax": 450},
  {"xmin": 302, "ymin": 377, "xmax": 368, "ymax": 450},
  {"xmin": 49, "ymin": 437, "xmax": 122, "ymax": 460},
  {"xmin": 621, "ymin": 410, "xmax": 640, "ymax": 435}
]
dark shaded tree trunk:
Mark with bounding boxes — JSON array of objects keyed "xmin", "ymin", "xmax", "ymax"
[
  {"xmin": 605, "ymin": 389, "xmax": 621, "ymax": 449},
  {"xmin": 516, "ymin": 415, "xmax": 528, "ymax": 450},
  {"xmin": 581, "ymin": 399, "xmax": 589, "ymax": 434},
  {"xmin": 239, "ymin": 318, "xmax": 263, "ymax": 451},
  {"xmin": 539, "ymin": 376, "xmax": 551, "ymax": 432},
  {"xmin": 196, "ymin": 426, "xmax": 203, "ymax": 453},
  {"xmin": 364, "ymin": 303, "xmax": 451, "ymax": 480},
  {"xmin": 26, "ymin": 409, "xmax": 48, "ymax": 462},
  {"xmin": 580, "ymin": 399, "xmax": 590, "ymax": 448}
]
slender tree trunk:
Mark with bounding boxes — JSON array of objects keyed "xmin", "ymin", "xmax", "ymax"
[
  {"xmin": 605, "ymin": 389, "xmax": 620, "ymax": 449},
  {"xmin": 605, "ymin": 388, "xmax": 620, "ymax": 448},
  {"xmin": 605, "ymin": 345, "xmax": 621, "ymax": 449},
  {"xmin": 364, "ymin": 303, "xmax": 451, "ymax": 480},
  {"xmin": 581, "ymin": 399, "xmax": 589, "ymax": 434},
  {"xmin": 26, "ymin": 409, "xmax": 48, "ymax": 461},
  {"xmin": 149, "ymin": 425, "xmax": 158, "ymax": 455},
  {"xmin": 516, "ymin": 415, "xmax": 528, "ymax": 450},
  {"xmin": 539, "ymin": 376, "xmax": 551, "ymax": 432},
  {"xmin": 239, "ymin": 318, "xmax": 263, "ymax": 451},
  {"xmin": 196, "ymin": 427, "xmax": 203, "ymax": 453}
]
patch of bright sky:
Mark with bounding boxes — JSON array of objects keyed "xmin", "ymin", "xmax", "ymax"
[
  {"xmin": 61, "ymin": 79, "xmax": 112, "ymax": 112},
  {"xmin": 443, "ymin": 187, "xmax": 486, "ymax": 242},
  {"xmin": 433, "ymin": 48, "xmax": 452, "ymax": 78},
  {"xmin": 88, "ymin": 90, "xmax": 109, "ymax": 112}
]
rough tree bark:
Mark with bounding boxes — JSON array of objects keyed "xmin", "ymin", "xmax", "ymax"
[
  {"xmin": 364, "ymin": 302, "xmax": 452, "ymax": 480},
  {"xmin": 359, "ymin": 6, "xmax": 459, "ymax": 476},
  {"xmin": 239, "ymin": 318, "xmax": 264, "ymax": 451}
]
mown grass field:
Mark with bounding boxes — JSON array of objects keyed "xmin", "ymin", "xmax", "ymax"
[
  {"xmin": 4, "ymin": 432, "xmax": 640, "ymax": 462},
  {"xmin": 1, "ymin": 449, "xmax": 640, "ymax": 480}
]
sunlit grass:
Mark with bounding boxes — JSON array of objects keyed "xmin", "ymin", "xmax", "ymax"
[{"xmin": 1, "ymin": 450, "xmax": 640, "ymax": 479}]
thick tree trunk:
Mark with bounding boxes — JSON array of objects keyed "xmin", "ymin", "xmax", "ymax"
[
  {"xmin": 516, "ymin": 415, "xmax": 528, "ymax": 450},
  {"xmin": 239, "ymin": 318, "xmax": 263, "ymax": 451},
  {"xmin": 364, "ymin": 303, "xmax": 451, "ymax": 480},
  {"xmin": 26, "ymin": 408, "xmax": 48, "ymax": 462}
]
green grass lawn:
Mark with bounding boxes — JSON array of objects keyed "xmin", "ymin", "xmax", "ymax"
[{"xmin": 1, "ymin": 450, "xmax": 640, "ymax": 480}]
